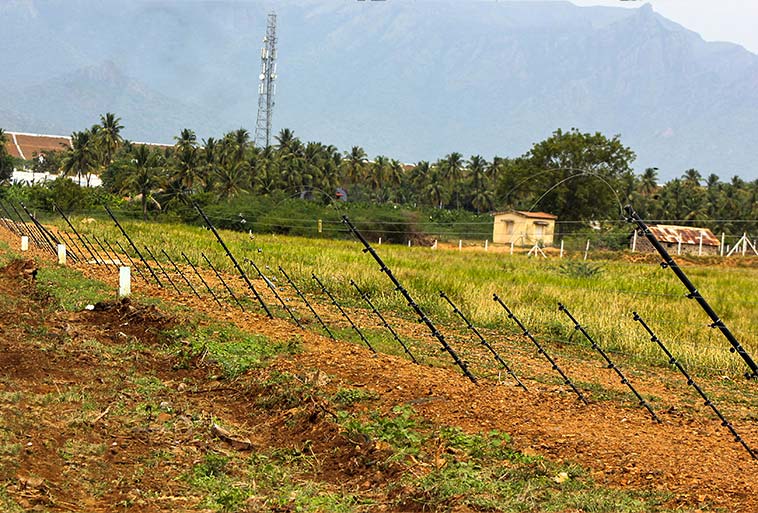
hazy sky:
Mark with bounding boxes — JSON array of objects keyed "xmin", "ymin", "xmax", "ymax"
[{"xmin": 569, "ymin": 0, "xmax": 758, "ymax": 54}]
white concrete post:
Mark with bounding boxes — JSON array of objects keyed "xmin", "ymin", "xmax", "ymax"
[
  {"xmin": 484, "ymin": 239, "xmax": 488, "ymax": 251},
  {"xmin": 698, "ymin": 233, "xmax": 703, "ymax": 256},
  {"xmin": 317, "ymin": 219, "xmax": 322, "ymax": 234},
  {"xmin": 21, "ymin": 236, "xmax": 29, "ymax": 251},
  {"xmin": 408, "ymin": 240, "xmax": 411, "ymax": 247},
  {"xmin": 378, "ymin": 237, "xmax": 382, "ymax": 245},
  {"xmin": 510, "ymin": 240, "xmax": 514, "ymax": 256},
  {"xmin": 57, "ymin": 244, "xmax": 66, "ymax": 265},
  {"xmin": 583, "ymin": 239, "xmax": 590, "ymax": 261},
  {"xmin": 720, "ymin": 233, "xmax": 725, "ymax": 256},
  {"xmin": 632, "ymin": 230, "xmax": 637, "ymax": 252},
  {"xmin": 432, "ymin": 240, "xmax": 437, "ymax": 250},
  {"xmin": 458, "ymin": 240, "xmax": 462, "ymax": 251},
  {"xmin": 742, "ymin": 233, "xmax": 747, "ymax": 256},
  {"xmin": 560, "ymin": 239, "xmax": 564, "ymax": 258},
  {"xmin": 119, "ymin": 266, "xmax": 131, "ymax": 297},
  {"xmin": 677, "ymin": 239, "xmax": 682, "ymax": 255}
]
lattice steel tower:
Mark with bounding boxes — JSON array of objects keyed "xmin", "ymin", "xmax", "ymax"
[{"xmin": 255, "ymin": 12, "xmax": 277, "ymax": 148}]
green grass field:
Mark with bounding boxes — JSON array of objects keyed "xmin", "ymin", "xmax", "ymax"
[{"xmin": 50, "ymin": 214, "xmax": 758, "ymax": 378}]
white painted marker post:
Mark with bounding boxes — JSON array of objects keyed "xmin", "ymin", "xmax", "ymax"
[
  {"xmin": 560, "ymin": 239, "xmax": 564, "ymax": 258},
  {"xmin": 458, "ymin": 240, "xmax": 462, "ymax": 251},
  {"xmin": 720, "ymin": 233, "xmax": 725, "ymax": 256},
  {"xmin": 407, "ymin": 240, "xmax": 411, "ymax": 247},
  {"xmin": 510, "ymin": 240, "xmax": 514, "ymax": 256},
  {"xmin": 632, "ymin": 230, "xmax": 637, "ymax": 252},
  {"xmin": 119, "ymin": 266, "xmax": 131, "ymax": 297},
  {"xmin": 583, "ymin": 239, "xmax": 590, "ymax": 261},
  {"xmin": 484, "ymin": 239, "xmax": 488, "ymax": 251},
  {"xmin": 432, "ymin": 240, "xmax": 437, "ymax": 250},
  {"xmin": 21, "ymin": 236, "xmax": 29, "ymax": 251},
  {"xmin": 57, "ymin": 244, "xmax": 66, "ymax": 265}
]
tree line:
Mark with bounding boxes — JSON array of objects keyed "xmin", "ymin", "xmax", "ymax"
[{"xmin": 1, "ymin": 116, "xmax": 757, "ymax": 234}]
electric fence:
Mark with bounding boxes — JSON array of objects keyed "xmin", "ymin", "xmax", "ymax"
[
  {"xmin": 558, "ymin": 303, "xmax": 660, "ymax": 422},
  {"xmin": 633, "ymin": 312, "xmax": 755, "ymax": 459},
  {"xmin": 342, "ymin": 215, "xmax": 476, "ymax": 383},
  {"xmin": 312, "ymin": 273, "xmax": 375, "ymax": 353},
  {"xmin": 245, "ymin": 257, "xmax": 302, "ymax": 328},
  {"xmin": 279, "ymin": 265, "xmax": 334, "ymax": 339},
  {"xmin": 351, "ymin": 279, "xmax": 418, "ymax": 363},
  {"xmin": 144, "ymin": 245, "xmax": 181, "ymax": 294},
  {"xmin": 104, "ymin": 204, "xmax": 162, "ymax": 286},
  {"xmin": 493, "ymin": 294, "xmax": 587, "ymax": 403},
  {"xmin": 193, "ymin": 201, "xmax": 271, "ymax": 318},
  {"xmin": 440, "ymin": 291, "xmax": 526, "ymax": 389},
  {"xmin": 626, "ymin": 204, "xmax": 758, "ymax": 380},
  {"xmin": 163, "ymin": 249, "xmax": 201, "ymax": 299},
  {"xmin": 201, "ymin": 252, "xmax": 245, "ymax": 312},
  {"xmin": 183, "ymin": 252, "xmax": 222, "ymax": 307}
]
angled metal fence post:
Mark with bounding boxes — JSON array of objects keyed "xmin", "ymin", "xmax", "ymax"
[
  {"xmin": 144, "ymin": 245, "xmax": 181, "ymax": 294},
  {"xmin": 183, "ymin": 252, "xmax": 222, "ymax": 307},
  {"xmin": 342, "ymin": 215, "xmax": 476, "ymax": 383},
  {"xmin": 114, "ymin": 240, "xmax": 150, "ymax": 284},
  {"xmin": 245, "ymin": 258, "xmax": 302, "ymax": 328},
  {"xmin": 279, "ymin": 265, "xmax": 335, "ymax": 339},
  {"xmin": 103, "ymin": 204, "xmax": 163, "ymax": 287},
  {"xmin": 312, "ymin": 273, "xmax": 375, "ymax": 353},
  {"xmin": 163, "ymin": 249, "xmax": 201, "ymax": 299},
  {"xmin": 494, "ymin": 294, "xmax": 587, "ymax": 404},
  {"xmin": 558, "ymin": 303, "xmax": 660, "ymax": 422},
  {"xmin": 633, "ymin": 312, "xmax": 755, "ymax": 459},
  {"xmin": 53, "ymin": 203, "xmax": 98, "ymax": 264},
  {"xmin": 625, "ymin": 204, "xmax": 757, "ymax": 380},
  {"xmin": 202, "ymin": 252, "xmax": 245, "ymax": 312},
  {"xmin": 440, "ymin": 291, "xmax": 525, "ymax": 389},
  {"xmin": 351, "ymin": 279, "xmax": 418, "ymax": 363},
  {"xmin": 193, "ymin": 202, "xmax": 271, "ymax": 318}
]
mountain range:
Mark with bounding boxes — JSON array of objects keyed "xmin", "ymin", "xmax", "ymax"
[{"xmin": 1, "ymin": 0, "xmax": 757, "ymax": 180}]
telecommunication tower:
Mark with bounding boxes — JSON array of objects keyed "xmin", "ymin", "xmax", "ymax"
[{"xmin": 254, "ymin": 12, "xmax": 277, "ymax": 148}]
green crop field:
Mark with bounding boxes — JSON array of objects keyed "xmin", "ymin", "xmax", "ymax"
[{"xmin": 51, "ymin": 214, "xmax": 758, "ymax": 379}]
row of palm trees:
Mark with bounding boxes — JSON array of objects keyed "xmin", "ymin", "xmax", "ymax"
[{"xmin": 5, "ymin": 114, "xmax": 757, "ymax": 232}]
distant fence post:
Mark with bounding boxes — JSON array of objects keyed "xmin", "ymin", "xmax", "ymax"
[
  {"xmin": 510, "ymin": 240, "xmax": 514, "ymax": 256},
  {"xmin": 57, "ymin": 244, "xmax": 66, "ymax": 265},
  {"xmin": 458, "ymin": 240, "xmax": 462, "ymax": 251},
  {"xmin": 632, "ymin": 230, "xmax": 637, "ymax": 252},
  {"xmin": 677, "ymin": 238, "xmax": 682, "ymax": 255},
  {"xmin": 583, "ymin": 239, "xmax": 590, "ymax": 261},
  {"xmin": 720, "ymin": 233, "xmax": 725, "ymax": 256},
  {"xmin": 484, "ymin": 239, "xmax": 488, "ymax": 251},
  {"xmin": 407, "ymin": 240, "xmax": 411, "ymax": 247},
  {"xmin": 560, "ymin": 239, "xmax": 564, "ymax": 258},
  {"xmin": 119, "ymin": 266, "xmax": 131, "ymax": 297},
  {"xmin": 698, "ymin": 233, "xmax": 703, "ymax": 256},
  {"xmin": 21, "ymin": 236, "xmax": 28, "ymax": 251},
  {"xmin": 432, "ymin": 240, "xmax": 437, "ymax": 250},
  {"xmin": 317, "ymin": 219, "xmax": 322, "ymax": 234},
  {"xmin": 378, "ymin": 237, "xmax": 382, "ymax": 245}
]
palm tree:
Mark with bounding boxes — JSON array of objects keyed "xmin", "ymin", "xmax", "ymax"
[
  {"xmin": 61, "ymin": 131, "xmax": 96, "ymax": 186},
  {"xmin": 214, "ymin": 160, "xmax": 249, "ymax": 200},
  {"xmin": 467, "ymin": 155, "xmax": 492, "ymax": 213},
  {"xmin": 98, "ymin": 112, "xmax": 123, "ymax": 165},
  {"xmin": 122, "ymin": 145, "xmax": 163, "ymax": 220},
  {"xmin": 440, "ymin": 152, "xmax": 465, "ymax": 208},
  {"xmin": 342, "ymin": 146, "xmax": 367, "ymax": 184},
  {"xmin": 174, "ymin": 129, "xmax": 197, "ymax": 153}
]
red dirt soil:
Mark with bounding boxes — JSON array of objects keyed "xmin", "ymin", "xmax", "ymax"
[{"xmin": 1, "ymin": 225, "xmax": 756, "ymax": 512}]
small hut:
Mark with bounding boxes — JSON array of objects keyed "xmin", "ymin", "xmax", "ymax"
[
  {"xmin": 632, "ymin": 224, "xmax": 720, "ymax": 255},
  {"xmin": 492, "ymin": 210, "xmax": 557, "ymax": 247}
]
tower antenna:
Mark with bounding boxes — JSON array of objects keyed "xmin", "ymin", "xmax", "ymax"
[{"xmin": 255, "ymin": 11, "xmax": 277, "ymax": 148}]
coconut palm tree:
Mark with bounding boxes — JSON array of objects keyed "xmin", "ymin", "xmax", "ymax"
[
  {"xmin": 122, "ymin": 145, "xmax": 163, "ymax": 220},
  {"xmin": 61, "ymin": 130, "xmax": 97, "ymax": 186},
  {"xmin": 98, "ymin": 112, "xmax": 123, "ymax": 165}
]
